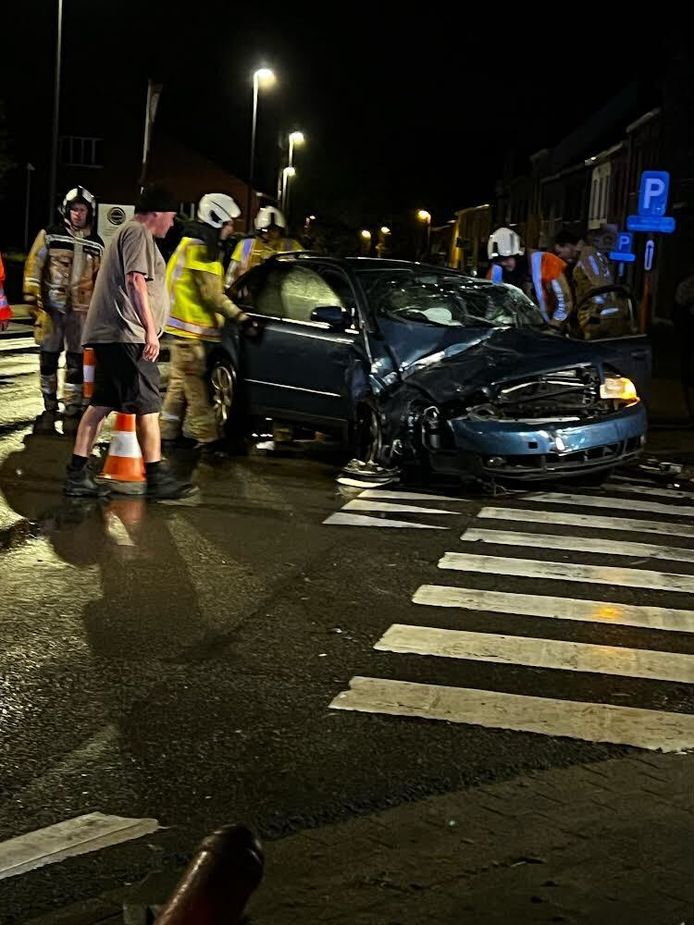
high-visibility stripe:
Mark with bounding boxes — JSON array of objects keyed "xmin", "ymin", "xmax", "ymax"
[
  {"xmin": 530, "ymin": 250, "xmax": 548, "ymax": 320},
  {"xmin": 166, "ymin": 316, "xmax": 219, "ymax": 338}
]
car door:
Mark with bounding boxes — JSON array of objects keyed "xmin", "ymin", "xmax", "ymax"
[{"xmin": 230, "ymin": 262, "xmax": 362, "ymax": 426}]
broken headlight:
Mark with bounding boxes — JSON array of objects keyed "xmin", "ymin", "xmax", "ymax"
[{"xmin": 599, "ymin": 375, "xmax": 638, "ymax": 402}]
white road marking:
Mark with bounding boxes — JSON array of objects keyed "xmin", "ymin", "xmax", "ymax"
[
  {"xmin": 412, "ymin": 584, "xmax": 694, "ymax": 633},
  {"xmin": 344, "ymin": 499, "xmax": 458, "ymax": 516},
  {"xmin": 104, "ymin": 512, "xmax": 135, "ymax": 546},
  {"xmin": 525, "ymin": 492, "xmax": 694, "ymax": 519},
  {"xmin": 609, "ymin": 480, "xmax": 694, "ymax": 501},
  {"xmin": 358, "ymin": 489, "xmax": 466, "ymax": 503},
  {"xmin": 0, "ymin": 813, "xmax": 160, "ymax": 881},
  {"xmin": 329, "ymin": 677, "xmax": 694, "ymax": 752},
  {"xmin": 463, "ymin": 527, "xmax": 694, "ymax": 564},
  {"xmin": 478, "ymin": 506, "xmax": 694, "ymax": 540},
  {"xmin": 323, "ymin": 512, "xmax": 446, "ymax": 529},
  {"xmin": 375, "ymin": 624, "xmax": 694, "ymax": 684},
  {"xmin": 438, "ymin": 552, "xmax": 694, "ymax": 594}
]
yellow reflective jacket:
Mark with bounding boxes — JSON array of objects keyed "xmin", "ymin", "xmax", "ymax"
[{"xmin": 166, "ymin": 237, "xmax": 246, "ymax": 341}]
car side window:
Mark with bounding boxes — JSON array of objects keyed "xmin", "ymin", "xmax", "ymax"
[
  {"xmin": 278, "ymin": 266, "xmax": 345, "ymax": 322},
  {"xmin": 229, "ymin": 266, "xmax": 266, "ymax": 312}
]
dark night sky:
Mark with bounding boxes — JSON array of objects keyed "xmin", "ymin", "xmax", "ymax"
[{"xmin": 0, "ymin": 3, "xmax": 680, "ymax": 231}]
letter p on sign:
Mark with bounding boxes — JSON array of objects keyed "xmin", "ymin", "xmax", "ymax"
[{"xmin": 638, "ymin": 171, "xmax": 670, "ymax": 217}]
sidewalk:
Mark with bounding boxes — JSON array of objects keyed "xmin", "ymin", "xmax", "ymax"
[{"xmin": 28, "ymin": 753, "xmax": 694, "ymax": 925}]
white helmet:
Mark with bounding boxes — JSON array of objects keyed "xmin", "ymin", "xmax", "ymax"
[
  {"xmin": 487, "ymin": 227, "xmax": 524, "ymax": 260},
  {"xmin": 62, "ymin": 186, "xmax": 96, "ymax": 220},
  {"xmin": 197, "ymin": 193, "xmax": 241, "ymax": 228},
  {"xmin": 254, "ymin": 206, "xmax": 286, "ymax": 231}
]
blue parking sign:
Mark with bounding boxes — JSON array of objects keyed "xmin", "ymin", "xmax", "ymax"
[
  {"xmin": 627, "ymin": 170, "xmax": 676, "ymax": 234},
  {"xmin": 638, "ymin": 171, "xmax": 670, "ymax": 216},
  {"xmin": 609, "ymin": 231, "xmax": 636, "ymax": 263}
]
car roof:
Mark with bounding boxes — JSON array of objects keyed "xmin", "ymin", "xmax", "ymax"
[{"xmin": 270, "ymin": 253, "xmax": 495, "ymax": 282}]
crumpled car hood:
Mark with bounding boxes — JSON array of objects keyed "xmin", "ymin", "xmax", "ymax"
[{"xmin": 400, "ymin": 327, "xmax": 602, "ymax": 404}]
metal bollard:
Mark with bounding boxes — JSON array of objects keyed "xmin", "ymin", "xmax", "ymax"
[{"xmin": 155, "ymin": 825, "xmax": 263, "ymax": 925}]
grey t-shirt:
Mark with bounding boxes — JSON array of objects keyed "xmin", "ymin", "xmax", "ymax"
[{"xmin": 82, "ymin": 218, "xmax": 169, "ymax": 345}]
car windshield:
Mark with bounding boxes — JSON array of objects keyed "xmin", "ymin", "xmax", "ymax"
[{"xmin": 355, "ymin": 269, "xmax": 546, "ymax": 329}]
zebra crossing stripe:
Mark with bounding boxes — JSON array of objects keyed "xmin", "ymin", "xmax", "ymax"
[
  {"xmin": 478, "ymin": 506, "xmax": 694, "ymax": 540},
  {"xmin": 375, "ymin": 624, "xmax": 694, "ymax": 684},
  {"xmin": 0, "ymin": 813, "xmax": 160, "ymax": 881},
  {"xmin": 344, "ymin": 499, "xmax": 458, "ymax": 516},
  {"xmin": 329, "ymin": 677, "xmax": 694, "ymax": 752},
  {"xmin": 438, "ymin": 552, "xmax": 694, "ymax": 594},
  {"xmin": 323, "ymin": 512, "xmax": 445, "ymax": 529},
  {"xmin": 609, "ymin": 480, "xmax": 694, "ymax": 502},
  {"xmin": 412, "ymin": 585, "xmax": 694, "ymax": 633},
  {"xmin": 358, "ymin": 489, "xmax": 466, "ymax": 503},
  {"xmin": 525, "ymin": 492, "xmax": 694, "ymax": 519},
  {"xmin": 462, "ymin": 527, "xmax": 694, "ymax": 564}
]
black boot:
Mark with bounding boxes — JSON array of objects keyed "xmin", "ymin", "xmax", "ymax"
[
  {"xmin": 64, "ymin": 465, "xmax": 111, "ymax": 497},
  {"xmin": 146, "ymin": 462, "xmax": 197, "ymax": 501}
]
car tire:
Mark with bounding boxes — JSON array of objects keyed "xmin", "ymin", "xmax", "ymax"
[
  {"xmin": 209, "ymin": 358, "xmax": 246, "ymax": 446},
  {"xmin": 350, "ymin": 402, "xmax": 385, "ymax": 465}
]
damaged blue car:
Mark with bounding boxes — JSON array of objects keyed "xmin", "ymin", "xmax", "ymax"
[{"xmin": 211, "ymin": 256, "xmax": 649, "ymax": 483}]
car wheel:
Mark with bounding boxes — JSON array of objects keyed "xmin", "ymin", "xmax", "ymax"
[
  {"xmin": 210, "ymin": 359, "xmax": 237, "ymax": 434},
  {"xmin": 352, "ymin": 402, "xmax": 385, "ymax": 465}
]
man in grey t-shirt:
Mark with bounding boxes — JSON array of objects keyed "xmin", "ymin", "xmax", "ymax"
[{"xmin": 65, "ymin": 185, "xmax": 194, "ymax": 500}]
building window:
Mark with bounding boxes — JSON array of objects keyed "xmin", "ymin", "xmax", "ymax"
[
  {"xmin": 588, "ymin": 162, "xmax": 611, "ymax": 229},
  {"xmin": 60, "ymin": 136, "xmax": 103, "ymax": 168}
]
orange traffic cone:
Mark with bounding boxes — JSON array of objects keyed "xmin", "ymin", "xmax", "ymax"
[
  {"xmin": 83, "ymin": 348, "xmax": 96, "ymax": 401},
  {"xmin": 98, "ymin": 413, "xmax": 147, "ymax": 495}
]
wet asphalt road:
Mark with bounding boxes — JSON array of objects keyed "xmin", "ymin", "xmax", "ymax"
[{"xmin": 0, "ymin": 333, "xmax": 693, "ymax": 922}]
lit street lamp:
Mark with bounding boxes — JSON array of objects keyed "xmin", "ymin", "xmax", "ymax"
[
  {"xmin": 376, "ymin": 225, "xmax": 391, "ymax": 257},
  {"xmin": 359, "ymin": 229, "xmax": 372, "ymax": 256},
  {"xmin": 281, "ymin": 131, "xmax": 305, "ymax": 219},
  {"xmin": 48, "ymin": 0, "xmax": 63, "ymax": 220},
  {"xmin": 281, "ymin": 165, "xmax": 296, "ymax": 217},
  {"xmin": 288, "ymin": 130, "xmax": 305, "ymax": 169},
  {"xmin": 417, "ymin": 209, "xmax": 432, "ymax": 258},
  {"xmin": 246, "ymin": 67, "xmax": 276, "ymax": 232}
]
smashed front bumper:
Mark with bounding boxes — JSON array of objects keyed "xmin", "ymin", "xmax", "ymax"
[{"xmin": 432, "ymin": 401, "xmax": 647, "ymax": 480}]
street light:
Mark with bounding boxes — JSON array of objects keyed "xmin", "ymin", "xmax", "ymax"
[
  {"xmin": 246, "ymin": 67, "xmax": 276, "ymax": 232},
  {"xmin": 288, "ymin": 131, "xmax": 305, "ymax": 169},
  {"xmin": 360, "ymin": 229, "xmax": 372, "ymax": 241},
  {"xmin": 281, "ymin": 165, "xmax": 296, "ymax": 218},
  {"xmin": 417, "ymin": 209, "xmax": 432, "ymax": 258},
  {"xmin": 48, "ymin": 0, "xmax": 63, "ymax": 220},
  {"xmin": 380, "ymin": 226, "xmax": 391, "ymax": 235}
]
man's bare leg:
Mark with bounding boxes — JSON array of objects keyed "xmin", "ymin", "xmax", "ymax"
[
  {"xmin": 136, "ymin": 412, "xmax": 162, "ymax": 464},
  {"xmin": 73, "ymin": 405, "xmax": 111, "ymax": 458}
]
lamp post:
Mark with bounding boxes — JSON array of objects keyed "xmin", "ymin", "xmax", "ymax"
[
  {"xmin": 359, "ymin": 228, "xmax": 372, "ymax": 256},
  {"xmin": 246, "ymin": 67, "xmax": 276, "ymax": 232},
  {"xmin": 48, "ymin": 0, "xmax": 63, "ymax": 221},
  {"xmin": 281, "ymin": 166, "xmax": 296, "ymax": 218},
  {"xmin": 417, "ymin": 209, "xmax": 431, "ymax": 259}
]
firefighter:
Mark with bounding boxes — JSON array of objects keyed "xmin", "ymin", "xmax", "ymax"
[
  {"xmin": 225, "ymin": 206, "xmax": 303, "ymax": 284},
  {"xmin": 487, "ymin": 227, "xmax": 573, "ymax": 329},
  {"xmin": 24, "ymin": 187, "xmax": 104, "ymax": 421},
  {"xmin": 162, "ymin": 193, "xmax": 260, "ymax": 458}
]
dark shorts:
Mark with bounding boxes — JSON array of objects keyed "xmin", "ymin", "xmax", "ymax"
[{"xmin": 91, "ymin": 343, "xmax": 161, "ymax": 415}]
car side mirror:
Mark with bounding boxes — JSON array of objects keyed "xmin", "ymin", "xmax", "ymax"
[{"xmin": 311, "ymin": 305, "xmax": 350, "ymax": 330}]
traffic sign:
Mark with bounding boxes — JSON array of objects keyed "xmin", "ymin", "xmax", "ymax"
[
  {"xmin": 626, "ymin": 169, "xmax": 676, "ymax": 234},
  {"xmin": 609, "ymin": 231, "xmax": 636, "ymax": 263},
  {"xmin": 644, "ymin": 239, "xmax": 655, "ymax": 272}
]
